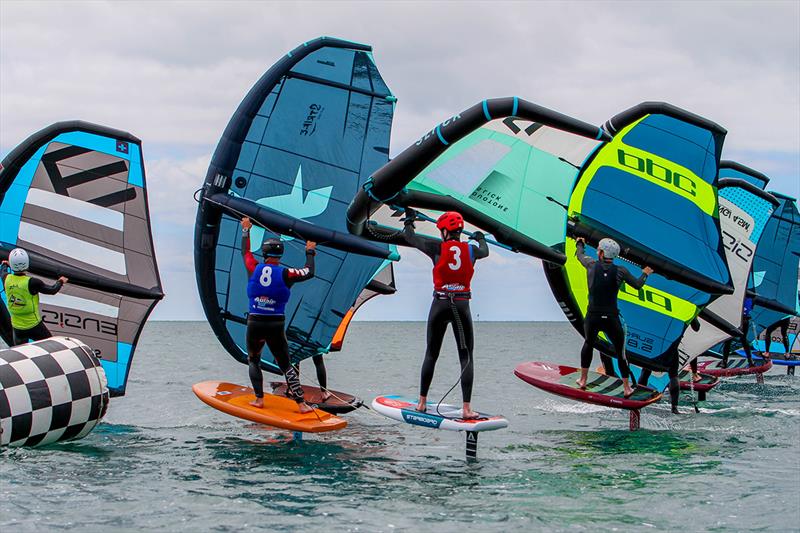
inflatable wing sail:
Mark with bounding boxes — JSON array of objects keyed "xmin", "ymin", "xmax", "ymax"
[
  {"xmin": 0, "ymin": 121, "xmax": 163, "ymax": 396},
  {"xmin": 677, "ymin": 170, "xmax": 779, "ymax": 365},
  {"xmin": 749, "ymin": 192, "xmax": 800, "ymax": 340},
  {"xmin": 195, "ymin": 37, "xmax": 397, "ymax": 373},
  {"xmin": 331, "ymin": 262, "xmax": 395, "ymax": 351},
  {"xmin": 347, "ymin": 97, "xmax": 609, "ymax": 264},
  {"xmin": 546, "ymin": 103, "xmax": 732, "ymax": 372}
]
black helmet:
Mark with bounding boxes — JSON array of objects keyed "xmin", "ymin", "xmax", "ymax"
[{"xmin": 261, "ymin": 238, "xmax": 284, "ymax": 258}]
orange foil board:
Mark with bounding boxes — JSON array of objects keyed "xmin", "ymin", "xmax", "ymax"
[{"xmin": 192, "ymin": 381, "xmax": 347, "ymax": 433}]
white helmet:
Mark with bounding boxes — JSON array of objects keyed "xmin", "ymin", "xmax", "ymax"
[
  {"xmin": 597, "ymin": 238, "xmax": 620, "ymax": 260},
  {"xmin": 8, "ymin": 248, "xmax": 29, "ymax": 272}
]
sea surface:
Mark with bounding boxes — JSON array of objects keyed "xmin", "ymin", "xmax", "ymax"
[{"xmin": 1, "ymin": 321, "xmax": 798, "ymax": 532}]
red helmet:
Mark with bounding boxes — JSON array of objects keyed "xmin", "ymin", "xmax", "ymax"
[{"xmin": 436, "ymin": 211, "xmax": 464, "ymax": 232}]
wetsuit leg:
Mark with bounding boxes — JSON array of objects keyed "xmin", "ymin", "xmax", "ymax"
[
  {"xmin": 740, "ymin": 316, "xmax": 752, "ymax": 364},
  {"xmin": 638, "ymin": 369, "xmax": 651, "ymax": 387},
  {"xmin": 741, "ymin": 337, "xmax": 753, "ymax": 364},
  {"xmin": 12, "ymin": 322, "xmax": 53, "ymax": 346},
  {"xmin": 668, "ymin": 354, "xmax": 679, "ymax": 413},
  {"xmin": 312, "ymin": 354, "xmax": 327, "ymax": 390},
  {"xmin": 601, "ymin": 317, "xmax": 630, "ymax": 379},
  {"xmin": 722, "ymin": 339, "xmax": 732, "ymax": 368},
  {"xmin": 11, "ymin": 329, "xmax": 24, "ymax": 347},
  {"xmin": 780, "ymin": 321, "xmax": 791, "ymax": 353},
  {"xmin": 246, "ymin": 319, "xmax": 268, "ymax": 398},
  {"xmin": 262, "ymin": 321, "xmax": 304, "ymax": 403},
  {"xmin": 690, "ymin": 358, "xmax": 698, "ymax": 373},
  {"xmin": 27, "ymin": 322, "xmax": 52, "ymax": 341},
  {"xmin": 581, "ymin": 316, "xmax": 602, "ymax": 369},
  {"xmin": 420, "ymin": 299, "xmax": 450, "ymax": 398},
  {"xmin": 448, "ymin": 299, "xmax": 474, "ymax": 403},
  {"xmin": 600, "ymin": 353, "xmax": 617, "ymax": 377},
  {"xmin": 765, "ymin": 323, "xmax": 777, "ymax": 352}
]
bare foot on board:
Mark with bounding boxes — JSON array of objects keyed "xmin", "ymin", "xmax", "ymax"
[
  {"xmin": 623, "ymin": 381, "xmax": 634, "ymax": 398},
  {"xmin": 249, "ymin": 397, "xmax": 264, "ymax": 408},
  {"xmin": 462, "ymin": 408, "xmax": 480, "ymax": 420},
  {"xmin": 416, "ymin": 398, "xmax": 427, "ymax": 412},
  {"xmin": 298, "ymin": 402, "xmax": 314, "ymax": 414}
]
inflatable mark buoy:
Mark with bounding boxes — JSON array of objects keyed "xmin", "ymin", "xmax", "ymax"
[{"xmin": 0, "ymin": 337, "xmax": 109, "ymax": 447}]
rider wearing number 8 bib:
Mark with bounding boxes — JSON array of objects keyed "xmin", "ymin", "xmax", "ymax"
[
  {"xmin": 241, "ymin": 217, "xmax": 316, "ymax": 413},
  {"xmin": 402, "ymin": 209, "xmax": 488, "ymax": 419}
]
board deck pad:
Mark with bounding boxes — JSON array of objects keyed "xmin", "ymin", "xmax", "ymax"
[
  {"xmin": 560, "ymin": 371, "xmax": 655, "ymax": 401},
  {"xmin": 678, "ymin": 370, "xmax": 720, "ymax": 392},
  {"xmin": 515, "ymin": 361, "xmax": 662, "ymax": 410},
  {"xmin": 372, "ymin": 395, "xmax": 508, "ymax": 432},
  {"xmin": 696, "ymin": 357, "xmax": 773, "ymax": 377},
  {"xmin": 270, "ymin": 382, "xmax": 363, "ymax": 414},
  {"xmin": 192, "ymin": 381, "xmax": 347, "ymax": 433}
]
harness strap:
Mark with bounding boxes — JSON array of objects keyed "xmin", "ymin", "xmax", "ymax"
[
  {"xmin": 433, "ymin": 290, "xmax": 471, "ymax": 300},
  {"xmin": 446, "ymin": 293, "xmax": 468, "ymax": 351}
]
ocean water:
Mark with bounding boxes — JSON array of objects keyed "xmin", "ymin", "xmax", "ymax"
[{"xmin": 1, "ymin": 321, "xmax": 798, "ymax": 532}]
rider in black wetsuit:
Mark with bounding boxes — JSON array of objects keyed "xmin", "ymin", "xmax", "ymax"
[
  {"xmin": 639, "ymin": 316, "xmax": 701, "ymax": 414},
  {"xmin": 765, "ymin": 316, "xmax": 792, "ymax": 359},
  {"xmin": 241, "ymin": 217, "xmax": 316, "ymax": 413},
  {"xmin": 310, "ymin": 355, "xmax": 330, "ymax": 400},
  {"xmin": 575, "ymin": 237, "xmax": 653, "ymax": 398},
  {"xmin": 402, "ymin": 209, "xmax": 489, "ymax": 419},
  {"xmin": 689, "ymin": 357, "xmax": 700, "ymax": 382},
  {"xmin": 721, "ymin": 297, "xmax": 754, "ymax": 367}
]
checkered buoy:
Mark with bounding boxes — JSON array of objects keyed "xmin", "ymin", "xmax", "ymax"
[{"xmin": 0, "ymin": 337, "xmax": 110, "ymax": 447}]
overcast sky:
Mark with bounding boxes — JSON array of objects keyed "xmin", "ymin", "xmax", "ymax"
[{"xmin": 1, "ymin": 1, "xmax": 798, "ymax": 321}]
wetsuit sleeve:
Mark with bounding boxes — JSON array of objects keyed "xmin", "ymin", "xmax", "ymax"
[
  {"xmin": 28, "ymin": 277, "xmax": 63, "ymax": 296},
  {"xmin": 241, "ymin": 232, "xmax": 258, "ymax": 275},
  {"xmin": 284, "ymin": 250, "xmax": 316, "ymax": 286},
  {"xmin": 619, "ymin": 266, "xmax": 648, "ymax": 290},
  {"xmin": 0, "ymin": 266, "xmax": 7, "ymax": 283},
  {"xmin": 575, "ymin": 241, "xmax": 595, "ymax": 269},
  {"xmin": 401, "ymin": 224, "xmax": 439, "ymax": 262},
  {"xmin": 469, "ymin": 232, "xmax": 489, "ymax": 262}
]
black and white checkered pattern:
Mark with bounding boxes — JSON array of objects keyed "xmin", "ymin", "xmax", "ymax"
[{"xmin": 0, "ymin": 336, "xmax": 109, "ymax": 447}]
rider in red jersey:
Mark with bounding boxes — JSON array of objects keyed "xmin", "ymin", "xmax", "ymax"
[{"xmin": 402, "ymin": 209, "xmax": 488, "ymax": 419}]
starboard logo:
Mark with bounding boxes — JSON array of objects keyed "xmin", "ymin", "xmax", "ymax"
[
  {"xmin": 249, "ymin": 164, "xmax": 333, "ymax": 251},
  {"xmin": 300, "ymin": 104, "xmax": 324, "ymax": 136},
  {"xmin": 402, "ymin": 410, "xmax": 443, "ymax": 428}
]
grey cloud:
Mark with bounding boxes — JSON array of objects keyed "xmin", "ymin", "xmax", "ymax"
[
  {"xmin": 1, "ymin": 1, "xmax": 798, "ymax": 321},
  {"xmin": 2, "ymin": 1, "xmax": 798, "ymax": 152}
]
